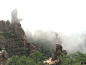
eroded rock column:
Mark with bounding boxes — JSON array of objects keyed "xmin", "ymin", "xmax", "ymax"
[{"xmin": 11, "ymin": 8, "xmax": 19, "ymax": 24}]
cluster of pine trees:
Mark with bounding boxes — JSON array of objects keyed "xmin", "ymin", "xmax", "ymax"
[
  {"xmin": 6, "ymin": 51, "xmax": 49, "ymax": 65},
  {"xmin": 6, "ymin": 50, "xmax": 86, "ymax": 65},
  {"xmin": 57, "ymin": 51, "xmax": 86, "ymax": 65}
]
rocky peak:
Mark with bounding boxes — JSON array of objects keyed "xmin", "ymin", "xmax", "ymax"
[
  {"xmin": 0, "ymin": 9, "xmax": 36, "ymax": 57},
  {"xmin": 11, "ymin": 8, "xmax": 20, "ymax": 24},
  {"xmin": 43, "ymin": 43, "xmax": 67, "ymax": 65}
]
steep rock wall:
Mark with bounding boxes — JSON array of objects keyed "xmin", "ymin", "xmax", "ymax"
[{"xmin": 0, "ymin": 20, "xmax": 35, "ymax": 57}]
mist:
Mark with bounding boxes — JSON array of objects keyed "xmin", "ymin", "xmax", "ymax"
[
  {"xmin": 58, "ymin": 32, "xmax": 86, "ymax": 54},
  {"xmin": 0, "ymin": 0, "xmax": 86, "ymax": 54},
  {"xmin": 25, "ymin": 28, "xmax": 86, "ymax": 55}
]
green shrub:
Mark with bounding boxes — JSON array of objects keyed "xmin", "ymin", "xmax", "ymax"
[
  {"xmin": 6, "ymin": 53, "xmax": 48, "ymax": 65},
  {"xmin": 6, "ymin": 55, "xmax": 36, "ymax": 65},
  {"xmin": 33, "ymin": 40, "xmax": 53, "ymax": 59},
  {"xmin": 16, "ymin": 41, "xmax": 23, "ymax": 46},
  {"xmin": 14, "ymin": 38, "xmax": 18, "ymax": 41},
  {"xmin": 57, "ymin": 51, "xmax": 86, "ymax": 65},
  {"xmin": 12, "ymin": 47, "xmax": 29, "ymax": 55},
  {"xmin": 74, "ymin": 51, "xmax": 86, "ymax": 65},
  {"xmin": 29, "ymin": 51, "xmax": 47, "ymax": 64},
  {"xmin": 17, "ymin": 42, "xmax": 21, "ymax": 45},
  {"xmin": 12, "ymin": 48, "xmax": 19, "ymax": 52},
  {"xmin": 19, "ymin": 27, "xmax": 24, "ymax": 31},
  {"xmin": 6, "ymin": 48, "xmax": 9, "ymax": 51},
  {"xmin": 7, "ymin": 39, "xmax": 11, "ymax": 42},
  {"xmin": 2, "ymin": 31, "xmax": 15, "ymax": 38},
  {"xmin": 1, "ymin": 47, "xmax": 6, "ymax": 50}
]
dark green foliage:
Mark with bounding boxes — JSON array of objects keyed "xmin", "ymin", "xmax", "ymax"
[
  {"xmin": 7, "ymin": 50, "xmax": 86, "ymax": 65},
  {"xmin": 8, "ymin": 26, "xmax": 12, "ymax": 30},
  {"xmin": 33, "ymin": 40, "xmax": 54, "ymax": 59},
  {"xmin": 5, "ymin": 48, "xmax": 9, "ymax": 51},
  {"xmin": 7, "ymin": 39, "xmax": 11, "ymax": 42},
  {"xmin": 57, "ymin": 51, "xmax": 77, "ymax": 65},
  {"xmin": 6, "ymin": 55, "xmax": 36, "ymax": 65},
  {"xmin": 17, "ymin": 43, "xmax": 21, "ymax": 45},
  {"xmin": 14, "ymin": 37, "xmax": 18, "ymax": 41},
  {"xmin": 19, "ymin": 47, "xmax": 29, "ymax": 54},
  {"xmin": 19, "ymin": 27, "xmax": 24, "ymax": 31},
  {"xmin": 2, "ymin": 30, "xmax": 19, "ymax": 42},
  {"xmin": 16, "ymin": 41, "xmax": 23, "ymax": 46},
  {"xmin": 2, "ymin": 31, "xmax": 16, "ymax": 38},
  {"xmin": 12, "ymin": 47, "xmax": 29, "ymax": 54},
  {"xmin": 29, "ymin": 51, "xmax": 47, "ymax": 64},
  {"xmin": 16, "ymin": 41, "xmax": 22, "ymax": 46},
  {"xmin": 74, "ymin": 51, "xmax": 86, "ymax": 65},
  {"xmin": 12, "ymin": 48, "xmax": 18, "ymax": 52},
  {"xmin": 6, "ymin": 52, "xmax": 49, "ymax": 65},
  {"xmin": 1, "ymin": 47, "xmax": 9, "ymax": 51},
  {"xmin": 1, "ymin": 47, "xmax": 6, "ymax": 50},
  {"xmin": 57, "ymin": 51, "xmax": 86, "ymax": 65}
]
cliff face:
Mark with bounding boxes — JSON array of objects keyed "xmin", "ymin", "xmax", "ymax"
[
  {"xmin": 0, "ymin": 20, "xmax": 35, "ymax": 57},
  {"xmin": 0, "ymin": 17, "xmax": 35, "ymax": 58}
]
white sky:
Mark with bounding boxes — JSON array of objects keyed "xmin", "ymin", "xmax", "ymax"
[{"xmin": 0, "ymin": 0, "xmax": 86, "ymax": 34}]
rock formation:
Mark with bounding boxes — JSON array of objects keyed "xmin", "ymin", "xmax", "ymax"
[
  {"xmin": 11, "ymin": 9, "xmax": 26, "ymax": 48},
  {"xmin": 0, "ymin": 50, "xmax": 8, "ymax": 65},
  {"xmin": 11, "ymin": 8, "xmax": 19, "ymax": 24},
  {"xmin": 0, "ymin": 9, "xmax": 36, "ymax": 57},
  {"xmin": 43, "ymin": 43, "xmax": 67, "ymax": 65},
  {"xmin": 51, "ymin": 43, "xmax": 67, "ymax": 61},
  {"xmin": 26, "ymin": 43, "xmax": 36, "ymax": 53},
  {"xmin": 51, "ymin": 43, "xmax": 62, "ymax": 61}
]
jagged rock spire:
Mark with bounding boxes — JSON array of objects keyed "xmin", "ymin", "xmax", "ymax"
[{"xmin": 11, "ymin": 8, "xmax": 20, "ymax": 24}]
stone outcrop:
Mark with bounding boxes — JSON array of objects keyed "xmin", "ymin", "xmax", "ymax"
[
  {"xmin": 43, "ymin": 43, "xmax": 67, "ymax": 65},
  {"xmin": 0, "ymin": 20, "xmax": 35, "ymax": 57},
  {"xmin": 13, "ymin": 23, "xmax": 26, "ymax": 48},
  {"xmin": 11, "ymin": 8, "xmax": 19, "ymax": 24},
  {"xmin": 26, "ymin": 43, "xmax": 36, "ymax": 53},
  {"xmin": 0, "ymin": 60, "xmax": 8, "ymax": 65},
  {"xmin": 51, "ymin": 44, "xmax": 67, "ymax": 61},
  {"xmin": 0, "ymin": 9, "xmax": 36, "ymax": 57},
  {"xmin": 0, "ymin": 50, "xmax": 8, "ymax": 65},
  {"xmin": 11, "ymin": 9, "xmax": 26, "ymax": 48}
]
